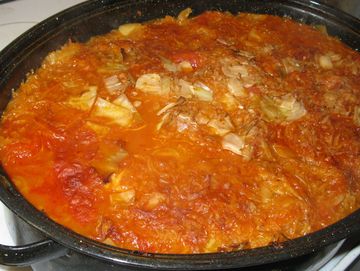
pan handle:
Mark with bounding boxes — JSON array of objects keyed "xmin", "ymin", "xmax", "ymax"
[{"xmin": 0, "ymin": 238, "xmax": 68, "ymax": 266}]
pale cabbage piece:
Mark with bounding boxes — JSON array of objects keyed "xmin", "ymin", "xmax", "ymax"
[
  {"xmin": 204, "ymin": 235, "xmax": 222, "ymax": 253},
  {"xmin": 281, "ymin": 58, "xmax": 302, "ymax": 74},
  {"xmin": 92, "ymin": 147, "xmax": 128, "ymax": 176},
  {"xmin": 105, "ymin": 170, "xmax": 127, "ymax": 191},
  {"xmin": 98, "ymin": 60, "xmax": 127, "ymax": 74},
  {"xmin": 222, "ymin": 62, "xmax": 248, "ymax": 78},
  {"xmin": 176, "ymin": 113, "xmax": 196, "ymax": 132},
  {"xmin": 85, "ymin": 121, "xmax": 110, "ymax": 136},
  {"xmin": 177, "ymin": 8, "xmax": 192, "ymax": 24},
  {"xmin": 176, "ymin": 79, "xmax": 213, "ymax": 101},
  {"xmin": 178, "ymin": 61, "xmax": 193, "ymax": 72},
  {"xmin": 145, "ymin": 192, "xmax": 166, "ymax": 210},
  {"xmin": 207, "ymin": 116, "xmax": 234, "ymax": 136},
  {"xmin": 161, "ymin": 56, "xmax": 193, "ymax": 73},
  {"xmin": 93, "ymin": 97, "xmax": 134, "ymax": 127},
  {"xmin": 278, "ymin": 94, "xmax": 307, "ymax": 121},
  {"xmin": 220, "ymin": 93, "xmax": 238, "ymax": 111},
  {"xmin": 260, "ymin": 94, "xmax": 307, "ymax": 123},
  {"xmin": 260, "ymin": 96, "xmax": 281, "ymax": 122},
  {"xmin": 67, "ymin": 86, "xmax": 97, "ymax": 111},
  {"xmin": 318, "ymin": 55, "xmax": 333, "ymax": 69},
  {"xmin": 118, "ymin": 23, "xmax": 143, "ymax": 36},
  {"xmin": 133, "ymin": 101, "xmax": 142, "ymax": 107},
  {"xmin": 104, "ymin": 75, "xmax": 124, "ymax": 94},
  {"xmin": 44, "ymin": 43, "xmax": 80, "ymax": 65},
  {"xmin": 113, "ymin": 94, "xmax": 143, "ymax": 123},
  {"xmin": 135, "ymin": 73, "xmax": 170, "ymax": 96},
  {"xmin": 259, "ymin": 177, "xmax": 304, "ymax": 204},
  {"xmin": 178, "ymin": 79, "xmax": 194, "ymax": 98},
  {"xmin": 110, "ymin": 189, "xmax": 136, "ymax": 205},
  {"xmin": 106, "ymin": 170, "xmax": 135, "ymax": 205},
  {"xmin": 161, "ymin": 76, "xmax": 172, "ymax": 95},
  {"xmin": 161, "ymin": 57, "xmax": 178, "ymax": 72},
  {"xmin": 221, "ymin": 133, "xmax": 245, "ymax": 155},
  {"xmin": 113, "ymin": 94, "xmax": 137, "ymax": 113},
  {"xmin": 227, "ymin": 78, "xmax": 247, "ymax": 97},
  {"xmin": 192, "ymin": 82, "xmax": 213, "ymax": 102},
  {"xmin": 136, "ymin": 73, "xmax": 161, "ymax": 93}
]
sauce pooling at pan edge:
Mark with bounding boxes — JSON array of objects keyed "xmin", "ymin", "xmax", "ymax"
[{"xmin": 0, "ymin": 9, "xmax": 360, "ymax": 253}]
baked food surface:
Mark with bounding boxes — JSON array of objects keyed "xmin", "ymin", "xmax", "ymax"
[{"xmin": 0, "ymin": 9, "xmax": 359, "ymax": 253}]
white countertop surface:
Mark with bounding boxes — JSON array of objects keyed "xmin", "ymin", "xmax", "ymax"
[{"xmin": 0, "ymin": 1, "xmax": 359, "ymax": 270}]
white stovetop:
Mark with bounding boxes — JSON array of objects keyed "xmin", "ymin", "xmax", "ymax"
[{"xmin": 0, "ymin": 0, "xmax": 359, "ymax": 270}]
